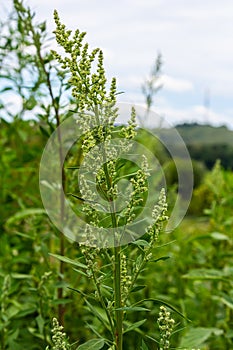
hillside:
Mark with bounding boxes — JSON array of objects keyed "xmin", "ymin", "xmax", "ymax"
[
  {"xmin": 175, "ymin": 123, "xmax": 233, "ymax": 145},
  {"xmin": 154, "ymin": 123, "xmax": 233, "ymax": 169},
  {"xmin": 155, "ymin": 123, "xmax": 233, "ymax": 146}
]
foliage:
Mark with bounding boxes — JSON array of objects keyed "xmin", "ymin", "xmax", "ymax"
[
  {"xmin": 156, "ymin": 123, "xmax": 233, "ymax": 170},
  {"xmin": 175, "ymin": 123, "xmax": 233, "ymax": 146},
  {"xmin": 163, "ymin": 158, "xmax": 206, "ymax": 198},
  {"xmin": 0, "ymin": 1, "xmax": 233, "ymax": 350}
]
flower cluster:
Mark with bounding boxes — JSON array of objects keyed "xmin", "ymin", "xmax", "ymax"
[
  {"xmin": 120, "ymin": 107, "xmax": 137, "ymax": 140},
  {"xmin": 52, "ymin": 10, "xmax": 117, "ymax": 112},
  {"xmin": 121, "ymin": 254, "xmax": 132, "ymax": 304},
  {"xmin": 158, "ymin": 305, "xmax": 175, "ymax": 350},
  {"xmin": 146, "ymin": 188, "xmax": 168, "ymax": 243},
  {"xmin": 122, "ymin": 156, "xmax": 149, "ymax": 225},
  {"xmin": 80, "ymin": 237, "xmax": 99, "ymax": 278},
  {"xmin": 46, "ymin": 318, "xmax": 71, "ymax": 350}
]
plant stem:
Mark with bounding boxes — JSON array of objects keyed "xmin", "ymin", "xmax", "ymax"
[
  {"xmin": 93, "ymin": 103, "xmax": 123, "ymax": 349},
  {"xmin": 91, "ymin": 268, "xmax": 115, "ymax": 337},
  {"xmin": 114, "ymin": 245, "xmax": 123, "ymax": 350}
]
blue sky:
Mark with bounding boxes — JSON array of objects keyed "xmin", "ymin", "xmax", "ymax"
[{"xmin": 2, "ymin": 0, "xmax": 233, "ymax": 128}]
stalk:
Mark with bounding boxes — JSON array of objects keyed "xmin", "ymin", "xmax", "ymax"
[
  {"xmin": 94, "ymin": 104, "xmax": 123, "ymax": 349},
  {"xmin": 114, "ymin": 245, "xmax": 123, "ymax": 350}
]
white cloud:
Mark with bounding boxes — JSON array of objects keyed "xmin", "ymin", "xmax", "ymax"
[
  {"xmin": 159, "ymin": 75, "xmax": 193, "ymax": 93},
  {"xmin": 154, "ymin": 104, "xmax": 233, "ymax": 129}
]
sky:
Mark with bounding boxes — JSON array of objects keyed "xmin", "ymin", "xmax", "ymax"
[{"xmin": 2, "ymin": 0, "xmax": 233, "ymax": 128}]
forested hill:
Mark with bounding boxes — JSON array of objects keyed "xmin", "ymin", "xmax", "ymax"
[
  {"xmin": 174, "ymin": 123, "xmax": 233, "ymax": 146},
  {"xmin": 155, "ymin": 123, "xmax": 233, "ymax": 169}
]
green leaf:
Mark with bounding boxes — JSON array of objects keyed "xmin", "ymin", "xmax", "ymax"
[
  {"xmin": 85, "ymin": 300, "xmax": 109, "ymax": 329},
  {"xmin": 5, "ymin": 208, "xmax": 46, "ymax": 226},
  {"xmin": 36, "ymin": 314, "xmax": 45, "ymax": 335},
  {"xmin": 152, "ymin": 256, "xmax": 170, "ymax": 263},
  {"xmin": 72, "ymin": 268, "xmax": 88, "ymax": 277},
  {"xmin": 76, "ymin": 339, "xmax": 105, "ymax": 350},
  {"xmin": 141, "ymin": 339, "xmax": 149, "ymax": 350},
  {"xmin": 131, "ymin": 285, "xmax": 146, "ymax": 293},
  {"xmin": 210, "ymin": 232, "xmax": 229, "ymax": 241},
  {"xmin": 213, "ymin": 294, "xmax": 233, "ymax": 309},
  {"xmin": 132, "ymin": 239, "xmax": 150, "ymax": 248},
  {"xmin": 49, "ymin": 253, "xmax": 86, "ymax": 269},
  {"xmin": 15, "ymin": 307, "xmax": 37, "ymax": 318},
  {"xmin": 23, "ymin": 96, "xmax": 37, "ymax": 110},
  {"xmin": 39, "ymin": 125, "xmax": 50, "ymax": 138},
  {"xmin": 86, "ymin": 323, "xmax": 103, "ymax": 341},
  {"xmin": 115, "ymin": 306, "xmax": 150, "ymax": 312},
  {"xmin": 11, "ymin": 273, "xmax": 32, "ymax": 279},
  {"xmin": 180, "ymin": 327, "xmax": 223, "ymax": 348},
  {"xmin": 134, "ymin": 298, "xmax": 189, "ymax": 320},
  {"xmin": 15, "ymin": 231, "xmax": 34, "ymax": 240},
  {"xmin": 68, "ymin": 287, "xmax": 93, "ymax": 299},
  {"xmin": 182, "ymin": 268, "xmax": 228, "ymax": 281},
  {"xmin": 124, "ymin": 319, "xmax": 147, "ymax": 333},
  {"xmin": 0, "ymin": 86, "xmax": 13, "ymax": 93}
]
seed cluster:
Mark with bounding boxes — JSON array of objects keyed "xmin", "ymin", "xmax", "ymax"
[
  {"xmin": 46, "ymin": 318, "xmax": 71, "ymax": 350},
  {"xmin": 158, "ymin": 306, "xmax": 175, "ymax": 350}
]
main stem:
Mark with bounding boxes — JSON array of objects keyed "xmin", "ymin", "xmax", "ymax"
[
  {"xmin": 94, "ymin": 104, "xmax": 123, "ymax": 348},
  {"xmin": 114, "ymin": 244, "xmax": 123, "ymax": 350}
]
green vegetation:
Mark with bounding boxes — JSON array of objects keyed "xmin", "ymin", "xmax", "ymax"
[
  {"xmin": 157, "ymin": 123, "xmax": 233, "ymax": 170},
  {"xmin": 0, "ymin": 1, "xmax": 233, "ymax": 349}
]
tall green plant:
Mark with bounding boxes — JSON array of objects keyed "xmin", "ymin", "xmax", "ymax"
[
  {"xmin": 4, "ymin": 0, "xmax": 76, "ymax": 325},
  {"xmin": 46, "ymin": 10, "xmax": 181, "ymax": 350}
]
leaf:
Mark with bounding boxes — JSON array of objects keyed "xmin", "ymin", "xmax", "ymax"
[
  {"xmin": 39, "ymin": 125, "xmax": 50, "ymax": 138},
  {"xmin": 11, "ymin": 273, "xmax": 32, "ymax": 279},
  {"xmin": 15, "ymin": 231, "xmax": 34, "ymax": 240},
  {"xmin": 141, "ymin": 339, "xmax": 149, "ymax": 350},
  {"xmin": 131, "ymin": 285, "xmax": 146, "ymax": 293},
  {"xmin": 132, "ymin": 239, "xmax": 150, "ymax": 248},
  {"xmin": 76, "ymin": 338, "xmax": 105, "ymax": 350},
  {"xmin": 49, "ymin": 253, "xmax": 86, "ymax": 269},
  {"xmin": 68, "ymin": 287, "xmax": 94, "ymax": 300},
  {"xmin": 180, "ymin": 327, "xmax": 223, "ymax": 348},
  {"xmin": 115, "ymin": 306, "xmax": 150, "ymax": 312},
  {"xmin": 72, "ymin": 268, "xmax": 88, "ymax": 277},
  {"xmin": 124, "ymin": 319, "xmax": 147, "ymax": 333},
  {"xmin": 210, "ymin": 232, "xmax": 229, "ymax": 241},
  {"xmin": 152, "ymin": 256, "xmax": 170, "ymax": 263},
  {"xmin": 182, "ymin": 268, "xmax": 228, "ymax": 281},
  {"xmin": 23, "ymin": 96, "xmax": 37, "ymax": 110},
  {"xmin": 85, "ymin": 300, "xmax": 109, "ymax": 329},
  {"xmin": 5, "ymin": 208, "xmax": 46, "ymax": 226},
  {"xmin": 134, "ymin": 298, "xmax": 189, "ymax": 320},
  {"xmin": 40, "ymin": 180, "xmax": 57, "ymax": 191},
  {"xmin": 86, "ymin": 323, "xmax": 103, "ymax": 340},
  {"xmin": 14, "ymin": 307, "xmax": 37, "ymax": 318},
  {"xmin": 36, "ymin": 314, "xmax": 45, "ymax": 335},
  {"xmin": 213, "ymin": 294, "xmax": 233, "ymax": 309},
  {"xmin": 0, "ymin": 86, "xmax": 13, "ymax": 93}
]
